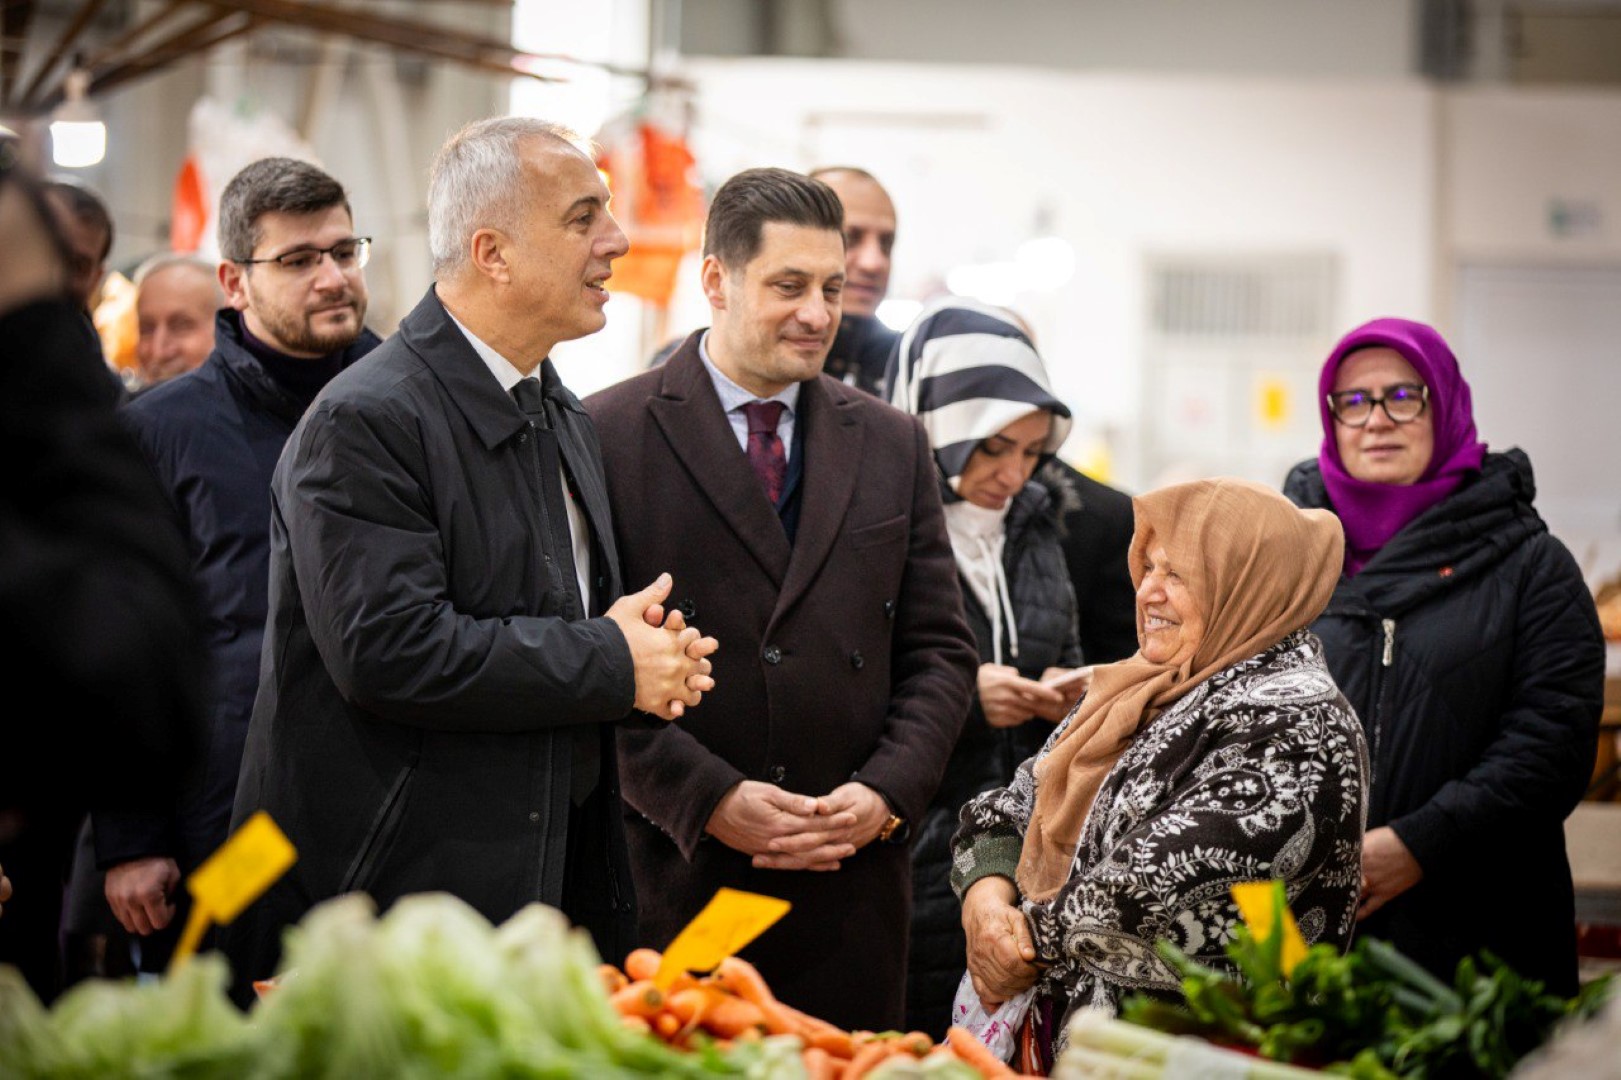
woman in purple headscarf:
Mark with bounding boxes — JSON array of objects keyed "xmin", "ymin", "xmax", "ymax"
[{"xmin": 1284, "ymin": 317, "xmax": 1603, "ymax": 995}]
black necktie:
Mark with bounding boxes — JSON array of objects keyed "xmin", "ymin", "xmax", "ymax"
[{"xmin": 512, "ymin": 377, "xmax": 598, "ymax": 805}]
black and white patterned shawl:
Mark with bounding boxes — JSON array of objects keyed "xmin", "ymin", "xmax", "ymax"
[
  {"xmin": 951, "ymin": 630, "xmax": 1368, "ymax": 1049},
  {"xmin": 889, "ymin": 298, "xmax": 1073, "ymax": 485}
]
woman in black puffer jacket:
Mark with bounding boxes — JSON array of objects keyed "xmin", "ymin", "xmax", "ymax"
[
  {"xmin": 889, "ymin": 300, "xmax": 1085, "ymax": 1035},
  {"xmin": 1284, "ymin": 317, "xmax": 1603, "ymax": 996}
]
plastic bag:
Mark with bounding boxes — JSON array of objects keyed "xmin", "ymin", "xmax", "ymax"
[{"xmin": 949, "ymin": 971, "xmax": 1033, "ymax": 1063}]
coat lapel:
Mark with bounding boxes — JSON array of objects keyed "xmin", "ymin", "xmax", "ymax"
[
  {"xmin": 774, "ymin": 377, "xmax": 863, "ymax": 625},
  {"xmin": 650, "ymin": 341, "xmax": 792, "ymax": 586},
  {"xmin": 546, "ymin": 362, "xmax": 623, "ymax": 602}
]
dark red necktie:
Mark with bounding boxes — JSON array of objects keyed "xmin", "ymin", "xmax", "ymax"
[{"xmin": 741, "ymin": 400, "xmax": 788, "ymax": 504}]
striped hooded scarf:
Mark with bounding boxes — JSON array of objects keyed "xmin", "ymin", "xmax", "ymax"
[{"xmin": 891, "ymin": 299, "xmax": 1073, "ymax": 664}]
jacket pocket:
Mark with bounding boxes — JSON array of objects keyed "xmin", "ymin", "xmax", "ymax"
[
  {"xmin": 339, "ymin": 762, "xmax": 417, "ymax": 895},
  {"xmin": 848, "ymin": 513, "xmax": 908, "ymax": 550}
]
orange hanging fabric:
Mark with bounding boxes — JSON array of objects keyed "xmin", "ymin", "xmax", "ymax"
[
  {"xmin": 170, "ymin": 155, "xmax": 208, "ymax": 253},
  {"xmin": 595, "ymin": 120, "xmax": 703, "ymax": 308}
]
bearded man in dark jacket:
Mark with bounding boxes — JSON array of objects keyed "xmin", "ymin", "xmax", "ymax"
[{"xmin": 98, "ymin": 158, "xmax": 379, "ymax": 972}]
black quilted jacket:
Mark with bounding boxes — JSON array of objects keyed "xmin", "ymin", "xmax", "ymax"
[
  {"xmin": 1284, "ymin": 449, "xmax": 1603, "ymax": 995},
  {"xmin": 905, "ymin": 476, "xmax": 1082, "ymax": 1035}
]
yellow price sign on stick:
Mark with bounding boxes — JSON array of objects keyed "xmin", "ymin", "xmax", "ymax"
[
  {"xmin": 655, "ymin": 887, "xmax": 790, "ymax": 990},
  {"xmin": 1231, "ymin": 880, "xmax": 1308, "ymax": 978},
  {"xmin": 171, "ymin": 811, "xmax": 296, "ymax": 970}
]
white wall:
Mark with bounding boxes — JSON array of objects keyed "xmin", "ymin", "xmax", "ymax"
[
  {"xmin": 825, "ymin": 0, "xmax": 1418, "ymax": 79},
  {"xmin": 1444, "ymin": 87, "xmax": 1621, "ymax": 578},
  {"xmin": 1445, "ymin": 86, "xmax": 1621, "ymax": 264}
]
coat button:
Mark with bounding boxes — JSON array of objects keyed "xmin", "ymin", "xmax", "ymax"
[
  {"xmin": 517, "ymin": 431, "xmax": 529, "ymax": 444},
  {"xmin": 883, "ymin": 600, "xmax": 896, "ymax": 619},
  {"xmin": 528, "ymin": 811, "xmax": 540, "ymax": 822},
  {"xmin": 769, "ymin": 765, "xmax": 786, "ymax": 783},
  {"xmin": 678, "ymin": 598, "xmax": 697, "ymax": 620},
  {"xmin": 763, "ymin": 645, "xmax": 782, "ymax": 664},
  {"xmin": 850, "ymin": 650, "xmax": 864, "ymax": 670}
]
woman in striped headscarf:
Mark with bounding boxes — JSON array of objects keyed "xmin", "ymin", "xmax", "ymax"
[{"xmin": 890, "ymin": 298, "xmax": 1089, "ymax": 1036}]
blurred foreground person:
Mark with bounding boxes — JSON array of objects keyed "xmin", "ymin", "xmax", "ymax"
[
  {"xmin": 95, "ymin": 158, "xmax": 381, "ymax": 974},
  {"xmin": 1284, "ymin": 317, "xmax": 1602, "ymax": 996},
  {"xmin": 0, "ymin": 139, "xmax": 206, "ymax": 1001},
  {"xmin": 953, "ymin": 478, "xmax": 1367, "ymax": 1071},
  {"xmin": 42, "ymin": 177, "xmax": 112, "ymax": 313}
]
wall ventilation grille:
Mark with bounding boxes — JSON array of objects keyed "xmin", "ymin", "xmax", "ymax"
[{"xmin": 1149, "ymin": 256, "xmax": 1336, "ymax": 339}]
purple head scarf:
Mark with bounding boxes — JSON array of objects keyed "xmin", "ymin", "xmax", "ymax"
[{"xmin": 1317, "ymin": 317, "xmax": 1488, "ymax": 576}]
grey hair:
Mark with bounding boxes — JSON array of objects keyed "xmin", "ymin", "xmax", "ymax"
[
  {"xmin": 427, "ymin": 116, "xmax": 585, "ymax": 275},
  {"xmin": 133, "ymin": 253, "xmax": 222, "ymax": 300}
]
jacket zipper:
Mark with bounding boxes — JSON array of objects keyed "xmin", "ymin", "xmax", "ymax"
[{"xmin": 1366, "ymin": 617, "xmax": 1395, "ymax": 779}]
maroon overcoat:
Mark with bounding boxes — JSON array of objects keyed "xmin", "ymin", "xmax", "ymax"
[{"xmin": 585, "ymin": 333, "xmax": 977, "ymax": 1029}]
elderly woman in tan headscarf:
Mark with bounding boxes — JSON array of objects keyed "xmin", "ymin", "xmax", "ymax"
[{"xmin": 950, "ymin": 478, "xmax": 1369, "ymax": 1070}]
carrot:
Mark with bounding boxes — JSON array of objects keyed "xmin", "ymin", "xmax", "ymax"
[
  {"xmin": 779, "ymin": 1003, "xmax": 854, "ymax": 1050},
  {"xmin": 620, "ymin": 1014, "xmax": 652, "ymax": 1034},
  {"xmin": 803, "ymin": 1046, "xmax": 837, "ymax": 1080},
  {"xmin": 844, "ymin": 1039, "xmax": 907, "ymax": 1079},
  {"xmin": 665, "ymin": 986, "xmax": 712, "ymax": 1027},
  {"xmin": 697, "ymin": 992, "xmax": 767, "ymax": 1038},
  {"xmin": 897, "ymin": 1031, "xmax": 934, "ymax": 1057},
  {"xmin": 623, "ymin": 947, "xmax": 663, "ymax": 982},
  {"xmin": 610, "ymin": 980, "xmax": 665, "ymax": 1019},
  {"xmin": 598, "ymin": 963, "xmax": 629, "ymax": 994},
  {"xmin": 653, "ymin": 1011, "xmax": 682, "ymax": 1040},
  {"xmin": 712, "ymin": 956, "xmax": 774, "ymax": 1003},
  {"xmin": 945, "ymin": 1026, "xmax": 1015, "ymax": 1078},
  {"xmin": 805, "ymin": 1027, "xmax": 856, "ymax": 1059}
]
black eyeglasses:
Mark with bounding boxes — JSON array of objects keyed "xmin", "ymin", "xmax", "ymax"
[
  {"xmin": 1326, "ymin": 383, "xmax": 1429, "ymax": 427},
  {"xmin": 235, "ymin": 237, "xmax": 372, "ymax": 274}
]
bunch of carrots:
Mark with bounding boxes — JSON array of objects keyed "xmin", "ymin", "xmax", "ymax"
[{"xmin": 600, "ymin": 948, "xmax": 1026, "ymax": 1079}]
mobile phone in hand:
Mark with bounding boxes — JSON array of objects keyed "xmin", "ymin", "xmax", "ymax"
[{"xmin": 1041, "ymin": 665, "xmax": 1094, "ymax": 692}]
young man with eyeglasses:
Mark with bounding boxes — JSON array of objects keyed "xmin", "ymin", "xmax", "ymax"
[{"xmin": 98, "ymin": 158, "xmax": 379, "ymax": 974}]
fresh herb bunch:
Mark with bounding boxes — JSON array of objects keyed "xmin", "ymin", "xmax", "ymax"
[{"xmin": 1119, "ymin": 883, "xmax": 1616, "ymax": 1079}]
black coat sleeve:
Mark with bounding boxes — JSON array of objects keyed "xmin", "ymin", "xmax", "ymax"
[{"xmin": 279, "ymin": 392, "xmax": 634, "ymax": 732}]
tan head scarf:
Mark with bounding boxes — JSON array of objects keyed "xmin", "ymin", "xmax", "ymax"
[{"xmin": 1015, "ymin": 477, "xmax": 1344, "ymax": 903}]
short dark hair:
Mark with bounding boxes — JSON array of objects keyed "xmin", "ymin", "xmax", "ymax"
[
  {"xmin": 702, "ymin": 167, "xmax": 843, "ymax": 268},
  {"xmin": 217, "ymin": 157, "xmax": 351, "ymax": 262},
  {"xmin": 44, "ymin": 177, "xmax": 113, "ymax": 260}
]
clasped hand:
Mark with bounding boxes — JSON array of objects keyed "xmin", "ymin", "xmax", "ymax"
[
  {"xmin": 978, "ymin": 663, "xmax": 1073, "ymax": 728},
  {"xmin": 606, "ymin": 573, "xmax": 719, "ymax": 720},
  {"xmin": 705, "ymin": 780, "xmax": 889, "ymax": 871},
  {"xmin": 962, "ymin": 876, "xmax": 1040, "ymax": 1007}
]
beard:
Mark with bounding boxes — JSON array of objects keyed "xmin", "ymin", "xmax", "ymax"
[{"xmin": 245, "ymin": 276, "xmax": 367, "ymax": 358}]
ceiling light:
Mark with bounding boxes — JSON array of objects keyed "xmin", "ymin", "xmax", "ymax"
[{"xmin": 51, "ymin": 70, "xmax": 105, "ymax": 169}]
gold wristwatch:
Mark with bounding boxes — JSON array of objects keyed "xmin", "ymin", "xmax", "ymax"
[{"xmin": 878, "ymin": 813, "xmax": 910, "ymax": 844}]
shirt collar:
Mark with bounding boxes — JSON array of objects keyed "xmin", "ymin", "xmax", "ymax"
[
  {"xmin": 446, "ymin": 309, "xmax": 530, "ymax": 392},
  {"xmin": 698, "ymin": 330, "xmax": 801, "ymax": 415}
]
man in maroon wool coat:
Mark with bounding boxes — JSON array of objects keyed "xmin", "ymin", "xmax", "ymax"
[{"xmin": 586, "ymin": 168, "xmax": 977, "ymax": 1031}]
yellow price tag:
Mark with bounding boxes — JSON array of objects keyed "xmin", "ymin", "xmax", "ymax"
[
  {"xmin": 1231, "ymin": 880, "xmax": 1308, "ymax": 977},
  {"xmin": 655, "ymin": 888, "xmax": 790, "ymax": 990},
  {"xmin": 171, "ymin": 811, "xmax": 297, "ymax": 970}
]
